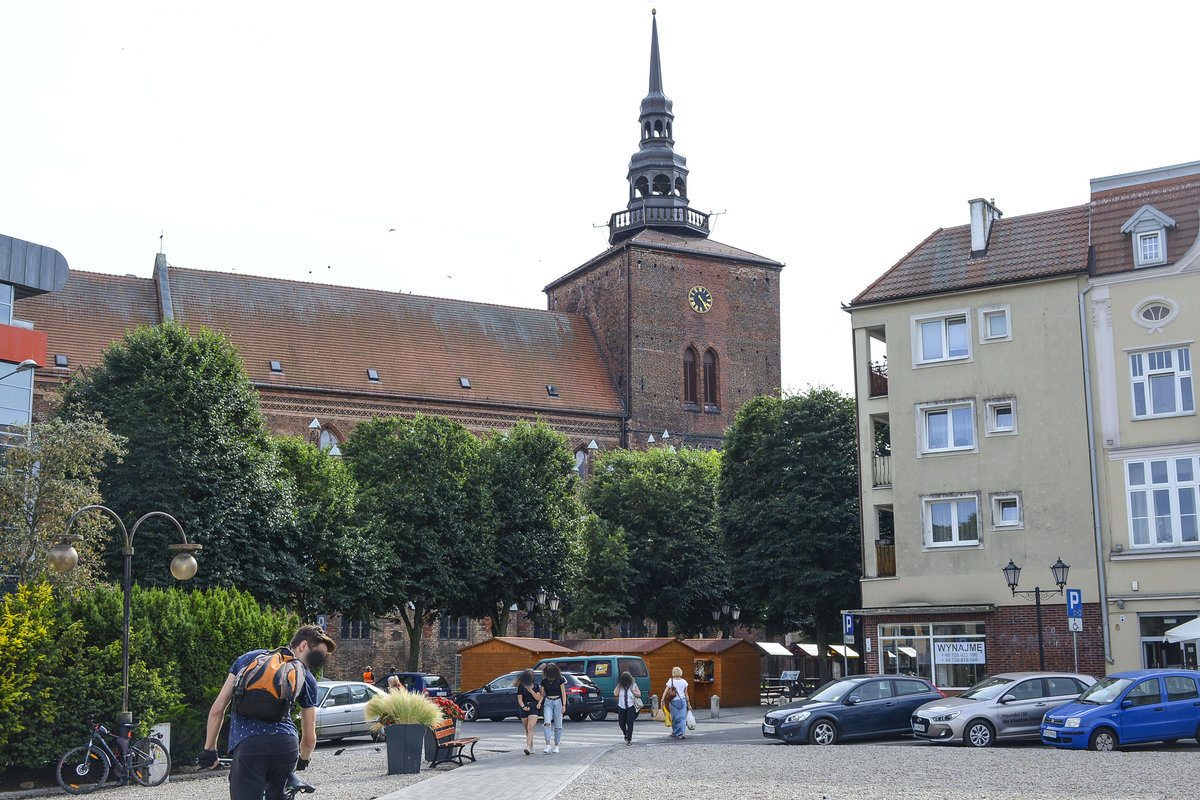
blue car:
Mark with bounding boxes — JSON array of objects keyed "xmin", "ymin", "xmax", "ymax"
[
  {"xmin": 762, "ymin": 675, "xmax": 944, "ymax": 745},
  {"xmin": 1041, "ymin": 669, "xmax": 1200, "ymax": 751},
  {"xmin": 373, "ymin": 672, "xmax": 452, "ymax": 698}
]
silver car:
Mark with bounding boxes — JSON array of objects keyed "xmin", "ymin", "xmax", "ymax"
[
  {"xmin": 911, "ymin": 672, "xmax": 1095, "ymax": 747},
  {"xmin": 315, "ymin": 680, "xmax": 386, "ymax": 742}
]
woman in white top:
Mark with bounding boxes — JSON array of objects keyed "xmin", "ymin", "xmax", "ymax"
[
  {"xmin": 613, "ymin": 671, "xmax": 642, "ymax": 745},
  {"xmin": 664, "ymin": 666, "xmax": 690, "ymax": 739}
]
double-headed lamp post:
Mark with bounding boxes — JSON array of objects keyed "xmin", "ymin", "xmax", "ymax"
[
  {"xmin": 1001, "ymin": 557, "xmax": 1069, "ymax": 671},
  {"xmin": 524, "ymin": 588, "xmax": 563, "ymax": 637},
  {"xmin": 711, "ymin": 600, "xmax": 741, "ymax": 638},
  {"xmin": 48, "ymin": 505, "xmax": 202, "ymax": 725}
]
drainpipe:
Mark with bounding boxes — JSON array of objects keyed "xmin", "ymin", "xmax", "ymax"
[{"xmin": 1079, "ymin": 283, "xmax": 1114, "ymax": 665}]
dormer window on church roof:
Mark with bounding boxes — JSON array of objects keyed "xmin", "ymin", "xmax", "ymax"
[{"xmin": 1120, "ymin": 204, "xmax": 1176, "ymax": 268}]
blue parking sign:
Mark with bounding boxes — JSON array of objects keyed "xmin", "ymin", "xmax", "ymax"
[
  {"xmin": 843, "ymin": 613, "xmax": 854, "ymax": 636},
  {"xmin": 316, "ymin": 613, "xmax": 328, "ymax": 632},
  {"xmin": 1066, "ymin": 589, "xmax": 1082, "ymax": 618}
]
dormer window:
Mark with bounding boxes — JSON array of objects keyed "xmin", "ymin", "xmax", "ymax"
[
  {"xmin": 269, "ymin": 360, "xmax": 283, "ymax": 374},
  {"xmin": 1121, "ymin": 204, "xmax": 1176, "ymax": 269}
]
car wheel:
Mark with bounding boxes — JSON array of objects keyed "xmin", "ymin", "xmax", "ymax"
[
  {"xmin": 589, "ymin": 709, "xmax": 608, "ymax": 722},
  {"xmin": 808, "ymin": 719, "xmax": 838, "ymax": 746},
  {"xmin": 568, "ymin": 712, "xmax": 588, "ymax": 722},
  {"xmin": 460, "ymin": 700, "xmax": 478, "ymax": 722},
  {"xmin": 964, "ymin": 719, "xmax": 995, "ymax": 748},
  {"xmin": 1089, "ymin": 727, "xmax": 1117, "ymax": 752},
  {"xmin": 488, "ymin": 716, "xmax": 505, "ymax": 722}
]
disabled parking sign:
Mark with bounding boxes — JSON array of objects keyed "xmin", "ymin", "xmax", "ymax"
[{"xmin": 1066, "ymin": 589, "xmax": 1082, "ymax": 618}]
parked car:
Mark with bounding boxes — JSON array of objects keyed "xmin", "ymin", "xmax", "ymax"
[
  {"xmin": 373, "ymin": 672, "xmax": 452, "ymax": 698},
  {"xmin": 533, "ymin": 655, "xmax": 651, "ymax": 720},
  {"xmin": 762, "ymin": 675, "xmax": 943, "ymax": 745},
  {"xmin": 912, "ymin": 672, "xmax": 1095, "ymax": 747},
  {"xmin": 454, "ymin": 670, "xmax": 605, "ymax": 722},
  {"xmin": 314, "ymin": 680, "xmax": 387, "ymax": 742},
  {"xmin": 1041, "ymin": 669, "xmax": 1200, "ymax": 751}
]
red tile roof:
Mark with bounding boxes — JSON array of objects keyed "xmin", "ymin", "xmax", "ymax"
[
  {"xmin": 1090, "ymin": 173, "xmax": 1200, "ymax": 275},
  {"xmin": 682, "ymin": 638, "xmax": 747, "ymax": 653},
  {"xmin": 851, "ymin": 205, "xmax": 1090, "ymax": 306},
  {"xmin": 17, "ymin": 266, "xmax": 625, "ymax": 417},
  {"xmin": 559, "ymin": 638, "xmax": 682, "ymax": 653}
]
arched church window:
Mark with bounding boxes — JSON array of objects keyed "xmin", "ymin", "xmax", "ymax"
[
  {"xmin": 654, "ymin": 120, "xmax": 664, "ymax": 137},
  {"xmin": 675, "ymin": 177, "xmax": 686, "ymax": 197},
  {"xmin": 574, "ymin": 449, "xmax": 587, "ymax": 480},
  {"xmin": 319, "ymin": 428, "xmax": 340, "ymax": 451},
  {"xmin": 703, "ymin": 350, "xmax": 719, "ymax": 408},
  {"xmin": 683, "ymin": 347, "xmax": 698, "ymax": 405},
  {"xmin": 652, "ymin": 174, "xmax": 671, "ymax": 195},
  {"xmin": 666, "ymin": 122, "xmax": 672, "ymax": 139},
  {"xmin": 643, "ymin": 122, "xmax": 651, "ymax": 140},
  {"xmin": 636, "ymin": 176, "xmax": 650, "ymax": 198}
]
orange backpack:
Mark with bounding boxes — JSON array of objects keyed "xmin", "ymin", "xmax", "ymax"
[{"xmin": 231, "ymin": 648, "xmax": 307, "ymax": 722}]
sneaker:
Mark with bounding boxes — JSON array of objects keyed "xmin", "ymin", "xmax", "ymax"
[
  {"xmin": 552, "ymin": 746, "xmax": 559, "ymax": 753},
  {"xmin": 625, "ymin": 740, "xmax": 632, "ymax": 746},
  {"xmin": 543, "ymin": 745, "xmax": 551, "ymax": 754},
  {"xmin": 524, "ymin": 748, "xmax": 531, "ymax": 755}
]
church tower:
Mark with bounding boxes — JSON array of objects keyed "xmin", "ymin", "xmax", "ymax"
[{"xmin": 545, "ymin": 12, "xmax": 782, "ymax": 450}]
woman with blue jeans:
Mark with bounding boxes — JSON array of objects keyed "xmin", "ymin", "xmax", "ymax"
[
  {"xmin": 665, "ymin": 666, "xmax": 690, "ymax": 739},
  {"xmin": 538, "ymin": 663, "xmax": 567, "ymax": 753}
]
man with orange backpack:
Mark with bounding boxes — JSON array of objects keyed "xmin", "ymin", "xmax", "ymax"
[{"xmin": 198, "ymin": 625, "xmax": 336, "ymax": 800}]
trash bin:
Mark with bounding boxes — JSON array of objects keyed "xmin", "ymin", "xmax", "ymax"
[{"xmin": 151, "ymin": 723, "xmax": 171, "ymax": 754}]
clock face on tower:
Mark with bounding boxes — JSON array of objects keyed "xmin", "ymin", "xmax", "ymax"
[{"xmin": 688, "ymin": 285, "xmax": 713, "ymax": 314}]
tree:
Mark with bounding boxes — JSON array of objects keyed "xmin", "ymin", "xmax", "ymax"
[
  {"xmin": 459, "ymin": 421, "xmax": 581, "ymax": 636},
  {"xmin": 0, "ymin": 416, "xmax": 125, "ymax": 591},
  {"xmin": 342, "ymin": 414, "xmax": 481, "ymax": 671},
  {"xmin": 58, "ymin": 322, "xmax": 299, "ymax": 607},
  {"xmin": 272, "ymin": 436, "xmax": 380, "ymax": 622},
  {"xmin": 720, "ymin": 388, "xmax": 861, "ymax": 681},
  {"xmin": 580, "ymin": 447, "xmax": 725, "ymax": 636},
  {"xmin": 562, "ymin": 514, "xmax": 632, "ymax": 636}
]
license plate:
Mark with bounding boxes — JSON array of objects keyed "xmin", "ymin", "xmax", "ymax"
[
  {"xmin": 763, "ymin": 724, "xmax": 775, "ymax": 734},
  {"xmin": 913, "ymin": 722, "xmax": 927, "ymax": 733},
  {"xmin": 1044, "ymin": 729, "xmax": 1057, "ymax": 739}
]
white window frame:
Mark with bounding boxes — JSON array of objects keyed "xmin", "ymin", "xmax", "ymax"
[
  {"xmin": 1129, "ymin": 346, "xmax": 1194, "ymax": 420},
  {"xmin": 917, "ymin": 400, "xmax": 977, "ymax": 456},
  {"xmin": 1131, "ymin": 296, "xmax": 1179, "ymax": 334},
  {"xmin": 922, "ymin": 493, "xmax": 982, "ymax": 548},
  {"xmin": 989, "ymin": 492, "xmax": 1023, "ymax": 530},
  {"xmin": 1134, "ymin": 230, "xmax": 1166, "ymax": 268},
  {"xmin": 911, "ymin": 309, "xmax": 972, "ymax": 367},
  {"xmin": 1125, "ymin": 454, "xmax": 1199, "ymax": 549},
  {"xmin": 978, "ymin": 305, "xmax": 1012, "ymax": 344},
  {"xmin": 984, "ymin": 398, "xmax": 1017, "ymax": 436}
]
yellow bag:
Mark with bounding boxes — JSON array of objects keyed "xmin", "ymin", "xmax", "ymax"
[{"xmin": 663, "ymin": 705, "xmax": 672, "ymax": 728}]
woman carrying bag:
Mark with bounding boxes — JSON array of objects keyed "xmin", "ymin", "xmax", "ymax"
[
  {"xmin": 614, "ymin": 670, "xmax": 642, "ymax": 745},
  {"xmin": 662, "ymin": 666, "xmax": 690, "ymax": 739}
]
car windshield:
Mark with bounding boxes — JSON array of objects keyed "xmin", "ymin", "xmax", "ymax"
[
  {"xmin": 958, "ymin": 676, "xmax": 1016, "ymax": 701},
  {"xmin": 1077, "ymin": 676, "xmax": 1133, "ymax": 705},
  {"xmin": 808, "ymin": 679, "xmax": 860, "ymax": 703},
  {"xmin": 315, "ymin": 686, "xmax": 330, "ymax": 705}
]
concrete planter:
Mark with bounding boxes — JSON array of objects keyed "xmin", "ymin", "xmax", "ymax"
[{"xmin": 383, "ymin": 723, "xmax": 425, "ymax": 774}]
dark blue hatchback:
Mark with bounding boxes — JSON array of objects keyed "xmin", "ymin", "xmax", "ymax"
[{"xmin": 763, "ymin": 675, "xmax": 944, "ymax": 745}]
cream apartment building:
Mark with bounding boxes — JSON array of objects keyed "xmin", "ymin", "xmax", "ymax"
[
  {"xmin": 1084, "ymin": 162, "xmax": 1200, "ymax": 672},
  {"xmin": 846, "ymin": 199, "xmax": 1106, "ymax": 687}
]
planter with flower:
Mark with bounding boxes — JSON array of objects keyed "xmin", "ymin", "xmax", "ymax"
[{"xmin": 364, "ymin": 688, "xmax": 444, "ymax": 774}]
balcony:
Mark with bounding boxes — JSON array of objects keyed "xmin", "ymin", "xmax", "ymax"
[
  {"xmin": 872, "ymin": 455, "xmax": 891, "ymax": 488},
  {"xmin": 868, "ymin": 361, "xmax": 888, "ymax": 398},
  {"xmin": 609, "ymin": 203, "xmax": 710, "ymax": 242},
  {"xmin": 875, "ymin": 539, "xmax": 896, "ymax": 578}
]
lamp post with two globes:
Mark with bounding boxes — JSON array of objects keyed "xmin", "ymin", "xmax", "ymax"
[
  {"xmin": 1001, "ymin": 557, "xmax": 1070, "ymax": 671},
  {"xmin": 49, "ymin": 505, "xmax": 202, "ymax": 725}
]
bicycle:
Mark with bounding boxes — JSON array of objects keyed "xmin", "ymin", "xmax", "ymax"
[
  {"xmin": 214, "ymin": 757, "xmax": 315, "ymax": 798},
  {"xmin": 56, "ymin": 719, "xmax": 171, "ymax": 794}
]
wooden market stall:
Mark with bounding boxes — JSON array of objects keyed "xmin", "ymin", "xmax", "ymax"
[
  {"xmin": 682, "ymin": 638, "xmax": 762, "ymax": 707},
  {"xmin": 561, "ymin": 638, "xmax": 698, "ymax": 700},
  {"xmin": 456, "ymin": 637, "xmax": 574, "ymax": 693}
]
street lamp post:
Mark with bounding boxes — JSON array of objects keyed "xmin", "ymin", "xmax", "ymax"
[
  {"xmin": 1002, "ymin": 557, "xmax": 1069, "ymax": 671},
  {"xmin": 50, "ymin": 505, "xmax": 202, "ymax": 725},
  {"xmin": 525, "ymin": 588, "xmax": 564, "ymax": 640},
  {"xmin": 710, "ymin": 601, "xmax": 741, "ymax": 638}
]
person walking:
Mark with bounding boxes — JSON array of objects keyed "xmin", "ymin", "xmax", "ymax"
[
  {"xmin": 515, "ymin": 669, "xmax": 543, "ymax": 755},
  {"xmin": 199, "ymin": 624, "xmax": 335, "ymax": 800},
  {"xmin": 614, "ymin": 671, "xmax": 642, "ymax": 745},
  {"xmin": 664, "ymin": 666, "xmax": 690, "ymax": 739},
  {"xmin": 538, "ymin": 663, "xmax": 567, "ymax": 753}
]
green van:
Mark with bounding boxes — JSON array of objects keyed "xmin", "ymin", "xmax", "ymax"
[{"xmin": 533, "ymin": 655, "xmax": 651, "ymax": 720}]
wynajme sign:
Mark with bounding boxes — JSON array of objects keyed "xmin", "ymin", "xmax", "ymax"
[{"xmin": 934, "ymin": 641, "xmax": 985, "ymax": 664}]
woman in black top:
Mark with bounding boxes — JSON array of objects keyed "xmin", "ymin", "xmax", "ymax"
[
  {"xmin": 515, "ymin": 669, "xmax": 543, "ymax": 755},
  {"xmin": 538, "ymin": 663, "xmax": 567, "ymax": 753}
]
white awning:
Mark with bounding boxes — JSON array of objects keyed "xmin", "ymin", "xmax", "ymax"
[
  {"xmin": 794, "ymin": 644, "xmax": 819, "ymax": 656},
  {"xmin": 756, "ymin": 641, "xmax": 792, "ymax": 657},
  {"xmin": 829, "ymin": 644, "xmax": 860, "ymax": 658},
  {"xmin": 1164, "ymin": 617, "xmax": 1200, "ymax": 643}
]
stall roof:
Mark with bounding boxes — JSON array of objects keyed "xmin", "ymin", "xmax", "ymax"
[
  {"xmin": 829, "ymin": 645, "xmax": 860, "ymax": 658},
  {"xmin": 559, "ymin": 638, "xmax": 680, "ymax": 653},
  {"xmin": 456, "ymin": 637, "xmax": 574, "ymax": 654},
  {"xmin": 683, "ymin": 638, "xmax": 749, "ymax": 653},
  {"xmin": 755, "ymin": 642, "xmax": 793, "ymax": 657}
]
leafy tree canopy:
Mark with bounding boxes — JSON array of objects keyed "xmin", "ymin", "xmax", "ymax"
[
  {"xmin": 58, "ymin": 322, "xmax": 299, "ymax": 606},
  {"xmin": 580, "ymin": 447, "xmax": 725, "ymax": 636},
  {"xmin": 563, "ymin": 513, "xmax": 632, "ymax": 636}
]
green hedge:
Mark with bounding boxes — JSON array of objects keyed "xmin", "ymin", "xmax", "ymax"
[{"xmin": 0, "ymin": 582, "xmax": 296, "ymax": 772}]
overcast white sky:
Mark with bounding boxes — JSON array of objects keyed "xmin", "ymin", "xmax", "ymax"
[{"xmin": 3, "ymin": 1, "xmax": 1199, "ymax": 393}]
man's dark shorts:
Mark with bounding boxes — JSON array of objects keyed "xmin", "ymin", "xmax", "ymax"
[{"xmin": 229, "ymin": 733, "xmax": 298, "ymax": 800}]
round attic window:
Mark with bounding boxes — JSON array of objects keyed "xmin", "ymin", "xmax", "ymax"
[{"xmin": 1132, "ymin": 297, "xmax": 1178, "ymax": 333}]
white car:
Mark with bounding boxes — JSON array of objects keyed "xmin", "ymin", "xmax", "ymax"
[{"xmin": 314, "ymin": 680, "xmax": 386, "ymax": 742}]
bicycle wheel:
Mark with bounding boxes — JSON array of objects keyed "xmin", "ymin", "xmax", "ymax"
[
  {"xmin": 130, "ymin": 738, "xmax": 171, "ymax": 786},
  {"xmin": 57, "ymin": 745, "xmax": 109, "ymax": 794}
]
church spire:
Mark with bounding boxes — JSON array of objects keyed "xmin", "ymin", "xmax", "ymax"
[{"xmin": 608, "ymin": 10, "xmax": 710, "ymax": 245}]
